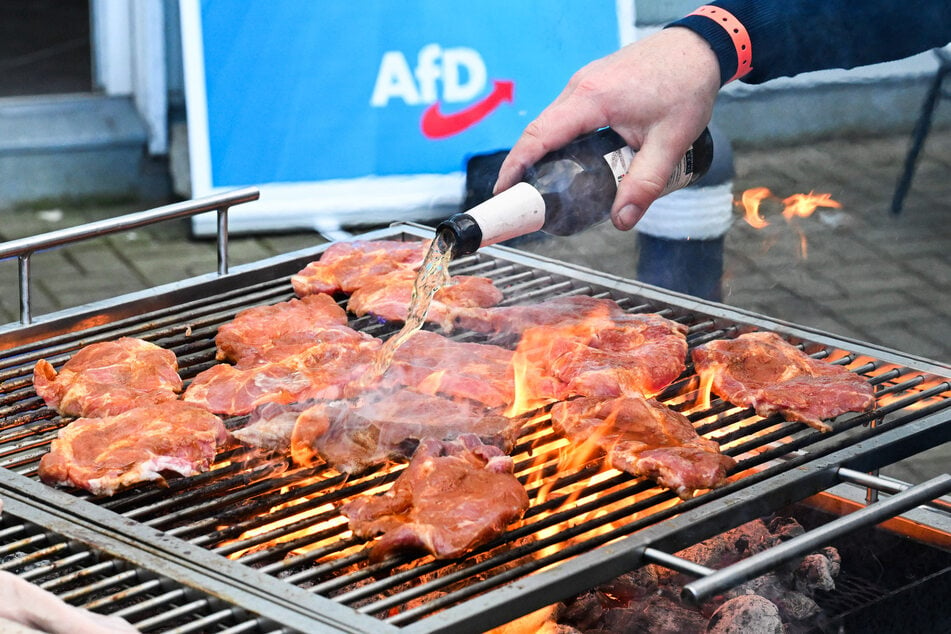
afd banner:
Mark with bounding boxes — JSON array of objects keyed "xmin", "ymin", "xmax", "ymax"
[{"xmin": 180, "ymin": 0, "xmax": 626, "ymax": 234}]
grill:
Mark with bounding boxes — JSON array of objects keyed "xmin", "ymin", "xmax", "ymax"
[{"xmin": 1, "ymin": 190, "xmax": 949, "ymax": 633}]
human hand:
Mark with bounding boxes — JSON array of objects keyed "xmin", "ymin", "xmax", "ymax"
[
  {"xmin": 0, "ymin": 570, "xmax": 138, "ymax": 633},
  {"xmin": 493, "ymin": 27, "xmax": 721, "ymax": 230}
]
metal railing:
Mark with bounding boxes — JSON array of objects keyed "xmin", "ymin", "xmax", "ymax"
[{"xmin": 0, "ymin": 187, "xmax": 259, "ymax": 324}]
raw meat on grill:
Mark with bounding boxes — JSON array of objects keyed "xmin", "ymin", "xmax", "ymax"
[
  {"xmin": 514, "ymin": 310, "xmax": 688, "ymax": 404},
  {"xmin": 38, "ymin": 401, "xmax": 228, "ymax": 496},
  {"xmin": 691, "ymin": 331, "xmax": 877, "ymax": 431},
  {"xmin": 290, "ymin": 389, "xmax": 521, "ymax": 474},
  {"xmin": 232, "ymin": 401, "xmax": 314, "ymax": 452},
  {"xmin": 183, "ymin": 333, "xmax": 381, "ymax": 416},
  {"xmin": 215, "ymin": 294, "xmax": 348, "ymax": 366},
  {"xmin": 340, "ymin": 434, "xmax": 529, "ymax": 561},
  {"xmin": 451, "ymin": 295, "xmax": 625, "ymax": 340},
  {"xmin": 346, "ymin": 269, "xmax": 503, "ymax": 331},
  {"xmin": 33, "ymin": 337, "xmax": 182, "ymax": 418},
  {"xmin": 362, "ymin": 330, "xmax": 515, "ymax": 409},
  {"xmin": 290, "ymin": 239, "xmax": 430, "ymax": 297},
  {"xmin": 550, "ymin": 396, "xmax": 735, "ymax": 498}
]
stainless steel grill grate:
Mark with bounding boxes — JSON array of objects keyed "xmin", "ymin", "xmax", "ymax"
[
  {"xmin": 0, "ymin": 194, "xmax": 949, "ymax": 632},
  {"xmin": 0, "ymin": 496, "xmax": 290, "ymax": 633}
]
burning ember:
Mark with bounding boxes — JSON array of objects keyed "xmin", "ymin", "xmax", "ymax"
[{"xmin": 535, "ymin": 514, "xmax": 841, "ymax": 634}]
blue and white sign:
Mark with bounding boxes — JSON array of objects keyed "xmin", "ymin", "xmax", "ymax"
[{"xmin": 180, "ymin": 0, "xmax": 626, "ymax": 234}]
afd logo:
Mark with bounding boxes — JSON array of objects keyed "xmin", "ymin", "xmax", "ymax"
[{"xmin": 370, "ymin": 44, "xmax": 514, "ymax": 139}]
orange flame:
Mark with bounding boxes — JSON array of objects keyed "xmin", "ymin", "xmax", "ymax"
[
  {"xmin": 737, "ymin": 188, "xmax": 843, "ymax": 260},
  {"xmin": 738, "ymin": 188, "xmax": 843, "ymax": 228},
  {"xmin": 506, "ymin": 330, "xmax": 558, "ymax": 417},
  {"xmin": 782, "ymin": 192, "xmax": 842, "ymax": 219},
  {"xmin": 739, "ymin": 187, "xmax": 773, "ymax": 228},
  {"xmin": 694, "ymin": 369, "xmax": 715, "ymax": 412}
]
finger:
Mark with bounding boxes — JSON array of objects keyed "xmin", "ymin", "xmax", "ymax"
[
  {"xmin": 610, "ymin": 137, "xmax": 685, "ymax": 231},
  {"xmin": 493, "ymin": 101, "xmax": 608, "ymax": 194}
]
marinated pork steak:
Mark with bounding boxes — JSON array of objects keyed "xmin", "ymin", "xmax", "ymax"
[
  {"xmin": 363, "ymin": 330, "xmax": 515, "ymax": 409},
  {"xmin": 451, "ymin": 295, "xmax": 624, "ymax": 340},
  {"xmin": 183, "ymin": 332, "xmax": 381, "ymax": 416},
  {"xmin": 290, "ymin": 389, "xmax": 521, "ymax": 474},
  {"xmin": 232, "ymin": 401, "xmax": 314, "ymax": 451},
  {"xmin": 214, "ymin": 294, "xmax": 348, "ymax": 366},
  {"xmin": 691, "ymin": 331, "xmax": 877, "ymax": 431},
  {"xmin": 514, "ymin": 310, "xmax": 688, "ymax": 404},
  {"xmin": 340, "ymin": 434, "xmax": 529, "ymax": 561},
  {"xmin": 550, "ymin": 396, "xmax": 735, "ymax": 498},
  {"xmin": 33, "ymin": 337, "xmax": 183, "ymax": 418},
  {"xmin": 39, "ymin": 401, "xmax": 228, "ymax": 496},
  {"xmin": 290, "ymin": 239, "xmax": 429, "ymax": 297},
  {"xmin": 346, "ymin": 269, "xmax": 503, "ymax": 331}
]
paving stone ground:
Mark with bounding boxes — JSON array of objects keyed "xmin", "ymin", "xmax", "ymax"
[{"xmin": 1, "ymin": 127, "xmax": 948, "ymax": 483}]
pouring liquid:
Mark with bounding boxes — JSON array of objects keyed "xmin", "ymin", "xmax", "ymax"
[{"xmin": 369, "ymin": 232, "xmax": 455, "ymax": 377}]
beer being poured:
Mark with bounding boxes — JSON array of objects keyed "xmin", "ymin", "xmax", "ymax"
[
  {"xmin": 438, "ymin": 126, "xmax": 713, "ymax": 255},
  {"xmin": 370, "ymin": 230, "xmax": 455, "ymax": 376},
  {"xmin": 371, "ymin": 126, "xmax": 713, "ymax": 373}
]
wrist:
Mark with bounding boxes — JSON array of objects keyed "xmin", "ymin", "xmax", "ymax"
[
  {"xmin": 667, "ymin": 5, "xmax": 753, "ymax": 85},
  {"xmin": 652, "ymin": 27, "xmax": 721, "ymax": 98}
]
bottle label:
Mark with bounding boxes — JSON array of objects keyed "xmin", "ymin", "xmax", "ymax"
[
  {"xmin": 604, "ymin": 145, "xmax": 697, "ymax": 194},
  {"xmin": 665, "ymin": 148, "xmax": 696, "ymax": 193},
  {"xmin": 603, "ymin": 146, "xmax": 635, "ymax": 186}
]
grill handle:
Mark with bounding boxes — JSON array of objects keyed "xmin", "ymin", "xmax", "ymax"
[
  {"xmin": 674, "ymin": 472, "xmax": 951, "ymax": 606},
  {"xmin": 0, "ymin": 187, "xmax": 260, "ymax": 324}
]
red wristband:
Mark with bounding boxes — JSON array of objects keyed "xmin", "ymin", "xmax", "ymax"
[{"xmin": 688, "ymin": 5, "xmax": 753, "ymax": 83}]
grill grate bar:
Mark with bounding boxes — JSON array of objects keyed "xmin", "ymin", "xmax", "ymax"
[{"xmin": 0, "ymin": 502, "xmax": 289, "ymax": 633}]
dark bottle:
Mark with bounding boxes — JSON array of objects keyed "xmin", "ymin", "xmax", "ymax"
[{"xmin": 438, "ymin": 127, "xmax": 714, "ymax": 256}]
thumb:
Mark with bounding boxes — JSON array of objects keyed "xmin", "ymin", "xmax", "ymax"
[{"xmin": 610, "ymin": 140, "xmax": 683, "ymax": 231}]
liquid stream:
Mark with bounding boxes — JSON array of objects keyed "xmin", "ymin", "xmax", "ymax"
[{"xmin": 368, "ymin": 232, "xmax": 454, "ymax": 379}]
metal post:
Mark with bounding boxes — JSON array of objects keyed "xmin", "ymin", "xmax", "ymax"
[
  {"xmin": 217, "ymin": 205, "xmax": 230, "ymax": 275},
  {"xmin": 17, "ymin": 254, "xmax": 31, "ymax": 324}
]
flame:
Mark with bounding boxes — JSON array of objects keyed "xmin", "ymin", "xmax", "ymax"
[
  {"xmin": 738, "ymin": 188, "xmax": 842, "ymax": 227},
  {"xmin": 506, "ymin": 306, "xmax": 618, "ymax": 417},
  {"xmin": 506, "ymin": 326, "xmax": 571, "ymax": 417},
  {"xmin": 739, "ymin": 187, "xmax": 773, "ymax": 228},
  {"xmin": 518, "ymin": 398, "xmax": 694, "ymax": 568},
  {"xmin": 781, "ymin": 192, "xmax": 842, "ymax": 219},
  {"xmin": 736, "ymin": 188, "xmax": 843, "ymax": 260},
  {"xmin": 693, "ymin": 369, "xmax": 715, "ymax": 412}
]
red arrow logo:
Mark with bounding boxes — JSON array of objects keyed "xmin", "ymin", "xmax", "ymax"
[{"xmin": 420, "ymin": 80, "xmax": 514, "ymax": 139}]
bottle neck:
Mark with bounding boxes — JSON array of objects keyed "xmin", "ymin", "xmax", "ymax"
[{"xmin": 437, "ymin": 182, "xmax": 546, "ymax": 256}]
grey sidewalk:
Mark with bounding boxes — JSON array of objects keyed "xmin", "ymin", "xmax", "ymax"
[{"xmin": 0, "ymin": 128, "xmax": 949, "ymax": 366}]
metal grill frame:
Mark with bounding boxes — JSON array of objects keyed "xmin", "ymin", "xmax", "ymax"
[{"xmin": 0, "ymin": 194, "xmax": 949, "ymax": 633}]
